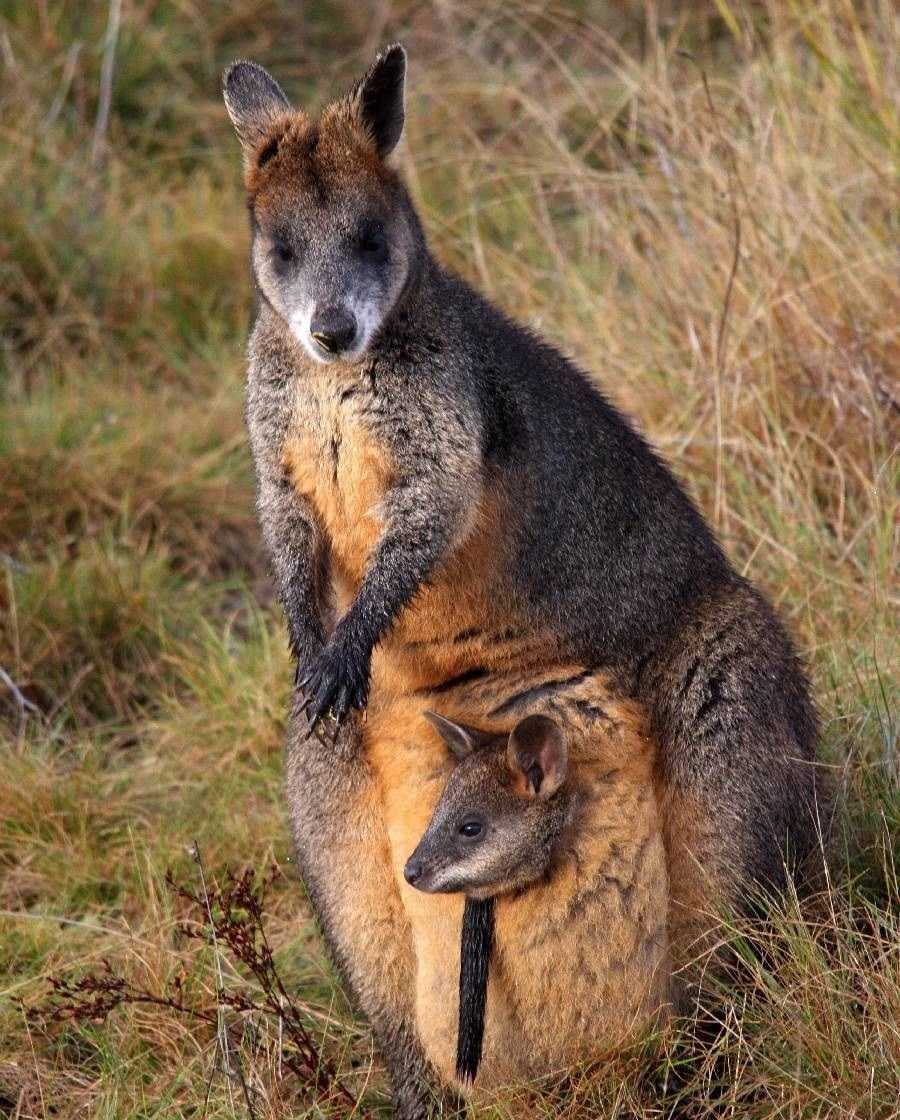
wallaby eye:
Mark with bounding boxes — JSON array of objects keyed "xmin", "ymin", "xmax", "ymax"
[
  {"xmin": 357, "ymin": 221, "xmax": 388, "ymax": 261},
  {"xmin": 459, "ymin": 819, "xmax": 483, "ymax": 839},
  {"xmin": 273, "ymin": 241, "xmax": 295, "ymax": 265}
]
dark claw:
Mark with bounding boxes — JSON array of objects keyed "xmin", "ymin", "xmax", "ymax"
[
  {"xmin": 305, "ymin": 718, "xmax": 326, "ymax": 744},
  {"xmin": 332, "ymin": 684, "xmax": 352, "ymax": 724},
  {"xmin": 309, "ymin": 692, "xmax": 332, "ymax": 731},
  {"xmin": 305, "ymin": 692, "xmax": 330, "ymax": 734},
  {"xmin": 294, "ymin": 633, "xmax": 370, "ymax": 744}
]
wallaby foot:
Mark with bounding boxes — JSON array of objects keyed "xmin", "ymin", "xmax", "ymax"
[{"xmin": 379, "ymin": 1020, "xmax": 458, "ymax": 1119}]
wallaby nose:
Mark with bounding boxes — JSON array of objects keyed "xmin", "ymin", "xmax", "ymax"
[
  {"xmin": 310, "ymin": 305, "xmax": 357, "ymax": 355},
  {"xmin": 403, "ymin": 858, "xmax": 424, "ymax": 886}
]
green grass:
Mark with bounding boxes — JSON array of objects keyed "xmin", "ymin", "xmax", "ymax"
[{"xmin": 1, "ymin": 1, "xmax": 897, "ymax": 1117}]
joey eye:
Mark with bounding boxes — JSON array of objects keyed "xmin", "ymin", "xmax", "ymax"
[
  {"xmin": 459, "ymin": 820, "xmax": 483, "ymax": 840},
  {"xmin": 273, "ymin": 242, "xmax": 295, "ymax": 265}
]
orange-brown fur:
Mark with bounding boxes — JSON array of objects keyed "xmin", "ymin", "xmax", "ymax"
[
  {"xmin": 281, "ymin": 378, "xmax": 396, "ymax": 589},
  {"xmin": 245, "ymin": 104, "xmax": 395, "ymax": 210}
]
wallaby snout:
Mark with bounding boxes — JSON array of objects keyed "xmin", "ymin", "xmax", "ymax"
[{"xmin": 310, "ymin": 304, "xmax": 357, "ymax": 356}]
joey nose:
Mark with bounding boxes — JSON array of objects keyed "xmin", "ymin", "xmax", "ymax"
[
  {"xmin": 310, "ymin": 305, "xmax": 357, "ymax": 355},
  {"xmin": 403, "ymin": 858, "xmax": 424, "ymax": 887}
]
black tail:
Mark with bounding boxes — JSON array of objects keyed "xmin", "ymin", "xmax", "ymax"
[{"xmin": 455, "ymin": 896, "xmax": 494, "ymax": 1083}]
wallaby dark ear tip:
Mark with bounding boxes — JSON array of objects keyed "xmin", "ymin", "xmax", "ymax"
[
  {"xmin": 354, "ymin": 42, "xmax": 407, "ymax": 157},
  {"xmin": 222, "ymin": 59, "xmax": 290, "ymax": 112},
  {"xmin": 222, "ymin": 59, "xmax": 257, "ymax": 96},
  {"xmin": 379, "ymin": 42, "xmax": 407, "ymax": 70}
]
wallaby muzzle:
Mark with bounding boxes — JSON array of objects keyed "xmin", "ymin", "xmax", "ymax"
[{"xmin": 310, "ymin": 304, "xmax": 357, "ymax": 355}]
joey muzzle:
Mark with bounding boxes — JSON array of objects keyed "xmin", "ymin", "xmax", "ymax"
[
  {"xmin": 310, "ymin": 304, "xmax": 357, "ymax": 355},
  {"xmin": 403, "ymin": 846, "xmax": 445, "ymax": 892},
  {"xmin": 403, "ymin": 857, "xmax": 424, "ymax": 886}
]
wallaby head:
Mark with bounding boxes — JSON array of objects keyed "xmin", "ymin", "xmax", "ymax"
[
  {"xmin": 223, "ymin": 45, "xmax": 424, "ymax": 365},
  {"xmin": 404, "ymin": 713, "xmax": 575, "ymax": 900}
]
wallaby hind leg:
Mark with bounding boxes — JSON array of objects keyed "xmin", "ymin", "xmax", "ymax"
[
  {"xmin": 283, "ymin": 695, "xmax": 446, "ymax": 1118},
  {"xmin": 644, "ymin": 580, "xmax": 823, "ymax": 999}
]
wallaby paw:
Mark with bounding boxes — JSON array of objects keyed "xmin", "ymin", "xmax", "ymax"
[{"xmin": 297, "ymin": 635, "xmax": 370, "ymax": 737}]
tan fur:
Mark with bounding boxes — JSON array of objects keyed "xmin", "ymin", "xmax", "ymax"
[
  {"xmin": 283, "ymin": 724, "xmax": 418, "ymax": 1028},
  {"xmin": 280, "ymin": 384, "xmax": 520, "ymax": 666},
  {"xmin": 281, "ymin": 377, "xmax": 396, "ymax": 587}
]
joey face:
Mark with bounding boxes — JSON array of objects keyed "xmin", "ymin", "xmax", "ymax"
[
  {"xmin": 224, "ymin": 46, "xmax": 420, "ymax": 364},
  {"xmin": 404, "ymin": 713, "xmax": 573, "ymax": 900}
]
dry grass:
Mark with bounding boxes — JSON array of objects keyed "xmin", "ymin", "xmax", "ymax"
[{"xmin": 1, "ymin": 1, "xmax": 897, "ymax": 1117}]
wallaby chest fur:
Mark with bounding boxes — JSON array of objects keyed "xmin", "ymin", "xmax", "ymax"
[
  {"xmin": 247, "ymin": 304, "xmax": 532, "ymax": 691},
  {"xmin": 279, "ymin": 367, "xmax": 395, "ymax": 587}
]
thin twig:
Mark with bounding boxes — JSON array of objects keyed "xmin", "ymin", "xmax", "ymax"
[
  {"xmin": 679, "ymin": 53, "xmax": 743, "ymax": 530},
  {"xmin": 91, "ymin": 0, "xmax": 122, "ymax": 168},
  {"xmin": 44, "ymin": 40, "xmax": 83, "ymax": 129},
  {"xmin": 191, "ymin": 841, "xmax": 257, "ymax": 1120},
  {"xmin": 0, "ymin": 30, "xmax": 17, "ymax": 73},
  {"xmin": 277, "ymin": 996, "xmax": 284, "ymax": 1081},
  {"xmin": 0, "ymin": 665, "xmax": 40, "ymax": 736},
  {"xmin": 45, "ymin": 662, "xmax": 94, "ymax": 725},
  {"xmin": 696, "ymin": 66, "xmax": 743, "ymax": 380}
]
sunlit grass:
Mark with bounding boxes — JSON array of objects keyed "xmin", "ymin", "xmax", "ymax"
[{"xmin": 0, "ymin": 0, "xmax": 896, "ymax": 1116}]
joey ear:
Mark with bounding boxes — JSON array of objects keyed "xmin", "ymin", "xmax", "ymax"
[
  {"xmin": 424, "ymin": 711, "xmax": 489, "ymax": 761},
  {"xmin": 223, "ymin": 60, "xmax": 291, "ymax": 161},
  {"xmin": 506, "ymin": 715, "xmax": 568, "ymax": 799},
  {"xmin": 350, "ymin": 43, "xmax": 406, "ymax": 158}
]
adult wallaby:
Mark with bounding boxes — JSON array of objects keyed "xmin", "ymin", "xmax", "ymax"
[{"xmin": 223, "ymin": 43, "xmax": 822, "ymax": 1117}]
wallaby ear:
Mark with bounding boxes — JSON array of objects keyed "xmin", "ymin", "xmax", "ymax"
[
  {"xmin": 350, "ymin": 43, "xmax": 406, "ymax": 158},
  {"xmin": 424, "ymin": 711, "xmax": 489, "ymax": 762},
  {"xmin": 506, "ymin": 715, "xmax": 568, "ymax": 799},
  {"xmin": 223, "ymin": 60, "xmax": 291, "ymax": 160}
]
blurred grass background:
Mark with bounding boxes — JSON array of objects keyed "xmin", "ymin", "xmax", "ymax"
[{"xmin": 0, "ymin": 1, "xmax": 897, "ymax": 1117}]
